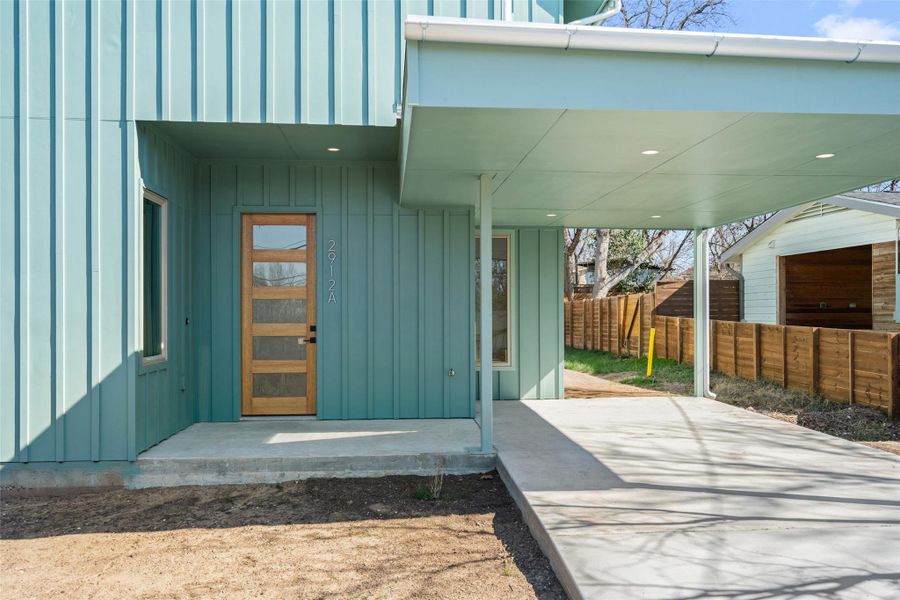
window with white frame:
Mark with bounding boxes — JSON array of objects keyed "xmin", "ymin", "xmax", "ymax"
[
  {"xmin": 475, "ymin": 234, "xmax": 511, "ymax": 367},
  {"xmin": 142, "ymin": 189, "xmax": 167, "ymax": 363}
]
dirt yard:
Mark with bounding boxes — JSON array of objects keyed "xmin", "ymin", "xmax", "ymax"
[{"xmin": 1, "ymin": 474, "xmax": 565, "ymax": 600}]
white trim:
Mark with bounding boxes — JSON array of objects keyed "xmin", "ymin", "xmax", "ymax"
[
  {"xmin": 722, "ymin": 195, "xmax": 900, "ymax": 263},
  {"xmin": 721, "ymin": 205, "xmax": 809, "ymax": 263},
  {"xmin": 827, "ymin": 195, "xmax": 900, "ymax": 219},
  {"xmin": 404, "ymin": 16, "xmax": 900, "ymax": 65},
  {"xmin": 478, "ymin": 174, "xmax": 493, "ymax": 454},
  {"xmin": 141, "ymin": 188, "xmax": 168, "ymax": 366},
  {"xmin": 475, "ymin": 232, "xmax": 514, "ymax": 370}
]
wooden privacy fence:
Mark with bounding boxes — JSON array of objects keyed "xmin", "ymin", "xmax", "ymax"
[
  {"xmin": 565, "ymin": 297, "xmax": 900, "ymax": 417},
  {"xmin": 655, "ymin": 279, "xmax": 741, "ymax": 322}
]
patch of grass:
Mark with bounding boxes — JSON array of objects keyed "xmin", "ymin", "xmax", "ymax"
[
  {"xmin": 565, "ymin": 347, "xmax": 693, "ymax": 390},
  {"xmin": 413, "ymin": 484, "xmax": 435, "ymax": 501},
  {"xmin": 620, "ymin": 375, "xmax": 662, "ymax": 389},
  {"xmin": 502, "ymin": 558, "xmax": 521, "ymax": 578},
  {"xmin": 710, "ymin": 375, "xmax": 842, "ymax": 414}
]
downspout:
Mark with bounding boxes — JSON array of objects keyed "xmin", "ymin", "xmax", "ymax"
[
  {"xmin": 569, "ymin": 0, "xmax": 622, "ymax": 26},
  {"xmin": 694, "ymin": 228, "xmax": 716, "ymax": 399},
  {"xmin": 894, "ymin": 220, "xmax": 900, "ymax": 323}
]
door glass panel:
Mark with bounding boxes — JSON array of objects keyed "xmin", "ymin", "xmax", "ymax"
[
  {"xmin": 253, "ymin": 262, "xmax": 307, "ymax": 287},
  {"xmin": 253, "ymin": 225, "xmax": 306, "ymax": 250},
  {"xmin": 253, "ymin": 336, "xmax": 307, "ymax": 361},
  {"xmin": 253, "ymin": 373, "xmax": 307, "ymax": 397},
  {"xmin": 253, "ymin": 299, "xmax": 307, "ymax": 323}
]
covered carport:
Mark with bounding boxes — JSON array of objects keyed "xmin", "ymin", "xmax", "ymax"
[{"xmin": 397, "ymin": 16, "xmax": 900, "ymax": 453}]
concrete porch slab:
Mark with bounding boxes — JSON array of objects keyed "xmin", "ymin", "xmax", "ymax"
[
  {"xmin": 133, "ymin": 418, "xmax": 494, "ymax": 488},
  {"xmin": 495, "ymin": 398, "xmax": 900, "ymax": 600}
]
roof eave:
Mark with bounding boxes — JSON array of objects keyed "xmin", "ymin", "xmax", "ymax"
[{"xmin": 404, "ymin": 16, "xmax": 900, "ymax": 65}]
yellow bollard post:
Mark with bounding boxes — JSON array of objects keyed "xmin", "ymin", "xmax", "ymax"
[{"xmin": 646, "ymin": 328, "xmax": 656, "ymax": 377}]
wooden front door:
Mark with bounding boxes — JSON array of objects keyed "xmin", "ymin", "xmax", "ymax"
[{"xmin": 241, "ymin": 214, "xmax": 316, "ymax": 415}]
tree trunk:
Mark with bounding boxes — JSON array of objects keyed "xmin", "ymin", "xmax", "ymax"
[
  {"xmin": 591, "ymin": 229, "xmax": 611, "ymax": 298},
  {"xmin": 563, "ymin": 228, "xmax": 583, "ymax": 302},
  {"xmin": 564, "ymin": 252, "xmax": 574, "ymax": 301}
]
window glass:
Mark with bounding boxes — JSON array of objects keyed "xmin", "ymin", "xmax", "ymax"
[
  {"xmin": 253, "ymin": 373, "xmax": 307, "ymax": 397},
  {"xmin": 143, "ymin": 195, "xmax": 165, "ymax": 359},
  {"xmin": 252, "ymin": 225, "xmax": 306, "ymax": 250},
  {"xmin": 475, "ymin": 235, "xmax": 510, "ymax": 365},
  {"xmin": 253, "ymin": 336, "xmax": 308, "ymax": 361},
  {"xmin": 252, "ymin": 262, "xmax": 307, "ymax": 287},
  {"xmin": 252, "ymin": 299, "xmax": 308, "ymax": 323}
]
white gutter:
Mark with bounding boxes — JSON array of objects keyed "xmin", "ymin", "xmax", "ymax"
[{"xmin": 405, "ymin": 16, "xmax": 900, "ymax": 64}]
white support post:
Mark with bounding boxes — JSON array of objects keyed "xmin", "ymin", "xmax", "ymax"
[
  {"xmin": 693, "ymin": 228, "xmax": 715, "ymax": 398},
  {"xmin": 479, "ymin": 174, "xmax": 494, "ymax": 453}
]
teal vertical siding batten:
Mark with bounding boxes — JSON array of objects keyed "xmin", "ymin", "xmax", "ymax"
[
  {"xmin": 16, "ymin": 0, "xmax": 31, "ymax": 462},
  {"xmin": 53, "ymin": 0, "xmax": 65, "ymax": 461}
]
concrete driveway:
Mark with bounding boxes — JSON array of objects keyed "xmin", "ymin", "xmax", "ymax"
[{"xmin": 494, "ymin": 397, "xmax": 900, "ymax": 600}]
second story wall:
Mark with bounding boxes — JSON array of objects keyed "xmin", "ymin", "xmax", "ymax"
[{"xmin": 1, "ymin": 0, "xmax": 565, "ymax": 128}]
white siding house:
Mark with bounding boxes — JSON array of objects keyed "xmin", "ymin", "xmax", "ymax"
[{"xmin": 722, "ymin": 193, "xmax": 899, "ymax": 330}]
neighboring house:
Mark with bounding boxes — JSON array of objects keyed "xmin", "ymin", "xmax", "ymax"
[
  {"xmin": 722, "ymin": 193, "xmax": 900, "ymax": 331},
  {"xmin": 2, "ymin": 0, "xmax": 899, "ymax": 468}
]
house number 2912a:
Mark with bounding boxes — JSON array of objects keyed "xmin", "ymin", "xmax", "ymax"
[{"xmin": 327, "ymin": 239, "xmax": 337, "ymax": 304}]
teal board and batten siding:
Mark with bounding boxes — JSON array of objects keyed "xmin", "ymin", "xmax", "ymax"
[
  {"xmin": 1, "ymin": 0, "xmax": 564, "ymax": 463},
  {"xmin": 135, "ymin": 125, "xmax": 196, "ymax": 454},
  {"xmin": 481, "ymin": 228, "xmax": 565, "ymax": 400},
  {"xmin": 193, "ymin": 162, "xmax": 475, "ymax": 421},
  {"xmin": 1, "ymin": 1, "xmax": 142, "ymax": 462},
  {"xmin": 1, "ymin": 0, "xmax": 564, "ymax": 128}
]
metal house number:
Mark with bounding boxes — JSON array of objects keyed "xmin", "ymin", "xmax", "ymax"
[{"xmin": 327, "ymin": 239, "xmax": 337, "ymax": 304}]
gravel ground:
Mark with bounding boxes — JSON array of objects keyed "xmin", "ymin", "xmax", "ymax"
[{"xmin": 1, "ymin": 473, "xmax": 566, "ymax": 600}]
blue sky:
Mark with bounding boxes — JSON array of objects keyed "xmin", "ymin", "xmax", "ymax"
[{"xmin": 721, "ymin": 0, "xmax": 900, "ymax": 40}]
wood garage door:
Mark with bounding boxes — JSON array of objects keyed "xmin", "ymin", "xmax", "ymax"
[{"xmin": 241, "ymin": 214, "xmax": 316, "ymax": 415}]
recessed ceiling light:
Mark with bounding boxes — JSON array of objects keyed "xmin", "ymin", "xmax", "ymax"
[
  {"xmin": 327, "ymin": 147, "xmax": 341, "ymax": 152},
  {"xmin": 650, "ymin": 215, "xmax": 661, "ymax": 219},
  {"xmin": 815, "ymin": 153, "xmax": 835, "ymax": 159},
  {"xmin": 546, "ymin": 213, "xmax": 557, "ymax": 218},
  {"xmin": 641, "ymin": 150, "xmax": 660, "ymax": 155}
]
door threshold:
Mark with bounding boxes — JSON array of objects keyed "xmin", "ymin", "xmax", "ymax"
[{"xmin": 240, "ymin": 415, "xmax": 319, "ymax": 421}]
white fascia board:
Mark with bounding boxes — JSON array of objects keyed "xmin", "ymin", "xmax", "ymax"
[
  {"xmin": 720, "ymin": 204, "xmax": 810, "ymax": 263},
  {"xmin": 829, "ymin": 195, "xmax": 900, "ymax": 219},
  {"xmin": 405, "ymin": 16, "xmax": 900, "ymax": 65}
]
